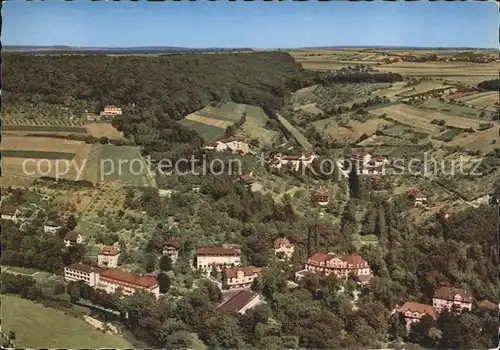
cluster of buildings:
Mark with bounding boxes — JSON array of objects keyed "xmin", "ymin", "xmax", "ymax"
[
  {"xmin": 406, "ymin": 189, "xmax": 427, "ymax": 207},
  {"xmin": 64, "ymin": 245, "xmax": 160, "ymax": 298},
  {"xmin": 203, "ymin": 136, "xmax": 251, "ymax": 155},
  {"xmin": 397, "ymin": 286, "xmax": 497, "ymax": 330}
]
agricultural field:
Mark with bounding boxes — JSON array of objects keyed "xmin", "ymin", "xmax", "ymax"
[
  {"xmin": 314, "ymin": 117, "xmax": 393, "ymax": 141},
  {"xmin": 84, "ymin": 123, "xmax": 125, "ymax": 140},
  {"xmin": 371, "ymin": 104, "xmax": 486, "ymax": 131},
  {"xmin": 81, "ymin": 144, "xmax": 156, "ymax": 187},
  {"xmin": 455, "ymin": 91, "xmax": 499, "ymax": 109},
  {"xmin": 418, "ymin": 98, "xmax": 485, "ymax": 119},
  {"xmin": 1, "ymin": 136, "xmax": 91, "ymax": 181},
  {"xmin": 84, "ymin": 188, "xmax": 127, "ymax": 218},
  {"xmin": 2, "ymin": 124, "xmax": 87, "ymax": 134},
  {"xmin": 52, "ymin": 189, "xmax": 96, "ymax": 214},
  {"xmin": 1, "ymin": 295, "xmax": 132, "ymax": 349},
  {"xmin": 447, "ymin": 124, "xmax": 500, "ymax": 153},
  {"xmin": 180, "ymin": 102, "xmax": 274, "ymax": 145}
]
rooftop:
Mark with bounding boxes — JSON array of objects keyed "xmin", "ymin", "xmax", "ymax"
[
  {"xmin": 1, "ymin": 205, "xmax": 18, "ymax": 216},
  {"xmin": 433, "ymin": 286, "xmax": 472, "ymax": 303},
  {"xmin": 399, "ymin": 302, "xmax": 437, "ymax": 320},
  {"xmin": 164, "ymin": 239, "xmax": 181, "ymax": 250},
  {"xmin": 479, "ymin": 299, "xmax": 498, "ymax": 311},
  {"xmin": 100, "ymin": 268, "xmax": 158, "ymax": 289},
  {"xmin": 196, "ymin": 246, "xmax": 240, "ymax": 256},
  {"xmin": 308, "ymin": 252, "xmax": 368, "ymax": 266},
  {"xmin": 99, "ymin": 245, "xmax": 120, "ymax": 256},
  {"xmin": 217, "ymin": 290, "xmax": 259, "ymax": 314},
  {"xmin": 64, "ymin": 231, "xmax": 81, "ymax": 241},
  {"xmin": 66, "ymin": 263, "xmax": 101, "ymax": 274},
  {"xmin": 224, "ymin": 266, "xmax": 262, "ymax": 279},
  {"xmin": 273, "ymin": 237, "xmax": 293, "ymax": 249}
]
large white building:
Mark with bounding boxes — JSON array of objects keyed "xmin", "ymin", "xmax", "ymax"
[
  {"xmin": 203, "ymin": 136, "xmax": 250, "ymax": 155},
  {"xmin": 269, "ymin": 152, "xmax": 316, "ymax": 171},
  {"xmin": 223, "ymin": 267, "xmax": 262, "ymax": 290},
  {"xmin": 432, "ymin": 286, "xmax": 472, "ymax": 313},
  {"xmin": 64, "ymin": 263, "xmax": 160, "ymax": 298},
  {"xmin": 196, "ymin": 246, "xmax": 241, "ymax": 270},
  {"xmin": 97, "ymin": 246, "xmax": 120, "ymax": 268}
]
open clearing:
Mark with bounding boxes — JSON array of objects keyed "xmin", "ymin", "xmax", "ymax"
[
  {"xmin": 2, "ymin": 125, "xmax": 87, "ymax": 134},
  {"xmin": 185, "ymin": 113, "xmax": 233, "ymax": 128},
  {"xmin": 276, "ymin": 113, "xmax": 313, "ymax": 149},
  {"xmin": 314, "ymin": 117, "xmax": 393, "ymax": 140},
  {"xmin": 179, "ymin": 119, "xmax": 226, "ymax": 141},
  {"xmin": 447, "ymin": 124, "xmax": 500, "ymax": 153},
  {"xmin": 2, "ymin": 135, "xmax": 85, "ymax": 153},
  {"xmin": 1, "ymin": 295, "xmax": 132, "ymax": 349},
  {"xmin": 371, "ymin": 104, "xmax": 486, "ymax": 131},
  {"xmin": 84, "ymin": 123, "xmax": 125, "ymax": 140}
]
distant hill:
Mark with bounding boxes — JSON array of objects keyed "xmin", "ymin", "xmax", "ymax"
[{"xmin": 2, "ymin": 45, "xmax": 255, "ymax": 54}]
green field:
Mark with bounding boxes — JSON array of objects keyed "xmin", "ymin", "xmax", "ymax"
[
  {"xmin": 1, "ymin": 266, "xmax": 39, "ymax": 275},
  {"xmin": 179, "ymin": 119, "xmax": 226, "ymax": 142},
  {"xmin": 2, "ymin": 125, "xmax": 87, "ymax": 133},
  {"xmin": 180, "ymin": 102, "xmax": 271, "ymax": 143},
  {"xmin": 2, "ymin": 150, "xmax": 76, "ymax": 160},
  {"xmin": 276, "ymin": 114, "xmax": 313, "ymax": 149},
  {"xmin": 82, "ymin": 144, "xmax": 156, "ymax": 186},
  {"xmin": 1, "ymin": 295, "xmax": 132, "ymax": 349}
]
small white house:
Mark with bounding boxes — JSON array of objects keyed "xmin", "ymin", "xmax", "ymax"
[
  {"xmin": 1, "ymin": 206, "xmax": 21, "ymax": 223},
  {"xmin": 64, "ymin": 231, "xmax": 84, "ymax": 247},
  {"xmin": 44, "ymin": 219, "xmax": 64, "ymax": 234}
]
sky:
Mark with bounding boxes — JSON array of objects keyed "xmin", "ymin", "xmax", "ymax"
[{"xmin": 3, "ymin": 0, "xmax": 498, "ymax": 49}]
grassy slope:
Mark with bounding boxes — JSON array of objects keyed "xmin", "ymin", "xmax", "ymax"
[{"xmin": 1, "ymin": 295, "xmax": 132, "ymax": 349}]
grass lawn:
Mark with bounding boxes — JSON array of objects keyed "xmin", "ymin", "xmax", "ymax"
[
  {"xmin": 1, "ymin": 295, "xmax": 132, "ymax": 349},
  {"xmin": 179, "ymin": 119, "xmax": 226, "ymax": 142}
]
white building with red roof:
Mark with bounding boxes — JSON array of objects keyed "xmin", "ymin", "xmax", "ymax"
[
  {"xmin": 196, "ymin": 246, "xmax": 241, "ymax": 270},
  {"xmin": 97, "ymin": 245, "xmax": 120, "ymax": 268},
  {"xmin": 100, "ymin": 105, "xmax": 122, "ymax": 117},
  {"xmin": 432, "ymin": 286, "xmax": 472, "ymax": 313},
  {"xmin": 407, "ymin": 189, "xmax": 427, "ymax": 207},
  {"xmin": 203, "ymin": 136, "xmax": 250, "ymax": 155},
  {"xmin": 223, "ymin": 267, "xmax": 262, "ymax": 290},
  {"xmin": 398, "ymin": 301, "xmax": 437, "ymax": 330},
  {"xmin": 64, "ymin": 263, "xmax": 160, "ymax": 298},
  {"xmin": 304, "ymin": 252, "xmax": 372, "ymax": 281},
  {"xmin": 1, "ymin": 205, "xmax": 21, "ymax": 223},
  {"xmin": 350, "ymin": 152, "xmax": 388, "ymax": 176},
  {"xmin": 162, "ymin": 239, "xmax": 181, "ymax": 263}
]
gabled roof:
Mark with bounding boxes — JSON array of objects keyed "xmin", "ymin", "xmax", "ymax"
[
  {"xmin": 224, "ymin": 266, "xmax": 262, "ymax": 279},
  {"xmin": 307, "ymin": 252, "xmax": 368, "ymax": 266},
  {"xmin": 99, "ymin": 245, "xmax": 120, "ymax": 256},
  {"xmin": 217, "ymin": 290, "xmax": 259, "ymax": 314},
  {"xmin": 315, "ymin": 186, "xmax": 329, "ymax": 195},
  {"xmin": 399, "ymin": 302, "xmax": 437, "ymax": 320},
  {"xmin": 433, "ymin": 286, "xmax": 472, "ymax": 303},
  {"xmin": 64, "ymin": 231, "xmax": 81, "ymax": 241},
  {"xmin": 308, "ymin": 252, "xmax": 332, "ymax": 263},
  {"xmin": 341, "ymin": 253, "xmax": 368, "ymax": 266},
  {"xmin": 196, "ymin": 246, "xmax": 240, "ymax": 256},
  {"xmin": 164, "ymin": 239, "xmax": 181, "ymax": 250}
]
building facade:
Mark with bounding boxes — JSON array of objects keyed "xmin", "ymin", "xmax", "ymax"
[
  {"xmin": 203, "ymin": 137, "xmax": 250, "ymax": 155},
  {"xmin": 44, "ymin": 219, "xmax": 64, "ymax": 234},
  {"xmin": 1, "ymin": 206, "xmax": 20, "ymax": 223},
  {"xmin": 305, "ymin": 252, "xmax": 372, "ymax": 280},
  {"xmin": 270, "ymin": 152, "xmax": 316, "ymax": 171},
  {"xmin": 432, "ymin": 287, "xmax": 472, "ymax": 313},
  {"xmin": 196, "ymin": 247, "xmax": 241, "ymax": 270},
  {"xmin": 398, "ymin": 302, "xmax": 437, "ymax": 330},
  {"xmin": 64, "ymin": 263, "xmax": 159, "ymax": 298},
  {"xmin": 273, "ymin": 238, "xmax": 295, "ymax": 260},
  {"xmin": 64, "ymin": 231, "xmax": 84, "ymax": 247},
  {"xmin": 97, "ymin": 246, "xmax": 120, "ymax": 268},
  {"xmin": 162, "ymin": 239, "xmax": 181, "ymax": 263},
  {"xmin": 100, "ymin": 105, "xmax": 122, "ymax": 117},
  {"xmin": 223, "ymin": 267, "xmax": 262, "ymax": 290}
]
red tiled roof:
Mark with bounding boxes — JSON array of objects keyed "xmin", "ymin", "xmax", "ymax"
[
  {"xmin": 105, "ymin": 105, "xmax": 118, "ymax": 109},
  {"xmin": 217, "ymin": 290, "xmax": 259, "ymax": 314},
  {"xmin": 308, "ymin": 253, "xmax": 332, "ymax": 263},
  {"xmin": 1, "ymin": 205, "xmax": 18, "ymax": 216},
  {"xmin": 433, "ymin": 286, "xmax": 472, "ymax": 303},
  {"xmin": 99, "ymin": 268, "xmax": 158, "ymax": 289},
  {"xmin": 196, "ymin": 246, "xmax": 240, "ymax": 256},
  {"xmin": 224, "ymin": 266, "xmax": 262, "ymax": 279},
  {"xmin": 407, "ymin": 188, "xmax": 425, "ymax": 198},
  {"xmin": 341, "ymin": 253, "xmax": 368, "ymax": 266},
  {"xmin": 479, "ymin": 300, "xmax": 498, "ymax": 311},
  {"xmin": 273, "ymin": 238, "xmax": 293, "ymax": 249},
  {"xmin": 64, "ymin": 231, "xmax": 81, "ymax": 241},
  {"xmin": 99, "ymin": 246, "xmax": 120, "ymax": 256},
  {"xmin": 399, "ymin": 302, "xmax": 437, "ymax": 320},
  {"xmin": 66, "ymin": 263, "xmax": 101, "ymax": 274},
  {"xmin": 164, "ymin": 239, "xmax": 181, "ymax": 250},
  {"xmin": 239, "ymin": 175, "xmax": 254, "ymax": 184}
]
